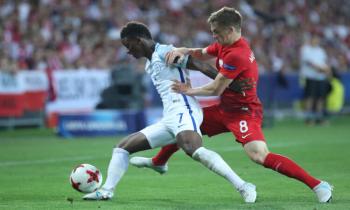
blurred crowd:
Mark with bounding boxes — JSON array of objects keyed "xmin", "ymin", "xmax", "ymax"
[{"xmin": 0, "ymin": 0, "xmax": 349, "ymax": 74}]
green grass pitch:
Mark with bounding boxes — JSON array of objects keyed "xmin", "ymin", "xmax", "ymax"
[{"xmin": 0, "ymin": 116, "xmax": 350, "ymax": 210}]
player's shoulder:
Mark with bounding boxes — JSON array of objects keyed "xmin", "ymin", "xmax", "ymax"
[
  {"xmin": 155, "ymin": 43, "xmax": 174, "ymax": 60},
  {"xmin": 207, "ymin": 42, "xmax": 220, "ymax": 49},
  {"xmin": 223, "ymin": 49, "xmax": 244, "ymax": 64},
  {"xmin": 224, "ymin": 38, "xmax": 252, "ymax": 62}
]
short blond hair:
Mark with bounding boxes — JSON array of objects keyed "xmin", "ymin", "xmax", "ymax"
[{"xmin": 208, "ymin": 7, "xmax": 242, "ymax": 31}]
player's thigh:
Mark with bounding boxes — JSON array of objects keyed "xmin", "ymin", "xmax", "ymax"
[
  {"xmin": 200, "ymin": 105, "xmax": 229, "ymax": 136},
  {"xmin": 139, "ymin": 122, "xmax": 175, "ymax": 148},
  {"xmin": 117, "ymin": 132, "xmax": 152, "ymax": 154},
  {"xmin": 165, "ymin": 106, "xmax": 203, "ymax": 136},
  {"xmin": 167, "ymin": 108, "xmax": 204, "ymax": 155},
  {"xmin": 225, "ymin": 114, "xmax": 265, "ymax": 145}
]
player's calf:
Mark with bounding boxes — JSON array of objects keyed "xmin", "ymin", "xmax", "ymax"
[{"xmin": 192, "ymin": 147, "xmax": 256, "ymax": 203}]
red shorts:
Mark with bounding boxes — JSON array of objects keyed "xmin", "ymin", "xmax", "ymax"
[{"xmin": 200, "ymin": 105, "xmax": 265, "ymax": 145}]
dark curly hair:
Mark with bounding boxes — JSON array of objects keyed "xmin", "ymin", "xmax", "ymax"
[{"xmin": 120, "ymin": 21, "xmax": 152, "ymax": 39}]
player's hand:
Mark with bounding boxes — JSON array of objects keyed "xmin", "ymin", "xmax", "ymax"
[
  {"xmin": 171, "ymin": 78, "xmax": 193, "ymax": 95},
  {"xmin": 165, "ymin": 50, "xmax": 185, "ymax": 66}
]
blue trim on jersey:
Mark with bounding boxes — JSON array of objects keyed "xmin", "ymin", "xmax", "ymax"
[
  {"xmin": 223, "ymin": 63, "xmax": 236, "ymax": 70},
  {"xmin": 177, "ymin": 67, "xmax": 197, "ymax": 132}
]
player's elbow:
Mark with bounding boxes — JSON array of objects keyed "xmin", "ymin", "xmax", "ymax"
[
  {"xmin": 213, "ymin": 86, "xmax": 226, "ymax": 96},
  {"xmin": 212, "ymin": 89, "xmax": 223, "ymax": 96}
]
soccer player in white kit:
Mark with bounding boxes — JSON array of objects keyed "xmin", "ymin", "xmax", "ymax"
[{"xmin": 83, "ymin": 21, "xmax": 257, "ymax": 203}]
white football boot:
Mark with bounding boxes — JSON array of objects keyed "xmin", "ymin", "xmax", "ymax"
[
  {"xmin": 238, "ymin": 182, "xmax": 257, "ymax": 203},
  {"xmin": 130, "ymin": 157, "xmax": 168, "ymax": 174},
  {"xmin": 313, "ymin": 181, "xmax": 333, "ymax": 203},
  {"xmin": 83, "ymin": 188, "xmax": 114, "ymax": 200}
]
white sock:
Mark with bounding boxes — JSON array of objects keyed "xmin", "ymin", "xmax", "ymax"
[
  {"xmin": 192, "ymin": 147, "xmax": 245, "ymax": 190},
  {"xmin": 102, "ymin": 148, "xmax": 129, "ymax": 192}
]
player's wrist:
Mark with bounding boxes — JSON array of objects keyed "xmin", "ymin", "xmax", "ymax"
[
  {"xmin": 189, "ymin": 48, "xmax": 205, "ymax": 59},
  {"xmin": 176, "ymin": 47, "xmax": 191, "ymax": 55}
]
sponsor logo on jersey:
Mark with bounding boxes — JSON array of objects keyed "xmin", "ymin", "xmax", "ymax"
[{"xmin": 241, "ymin": 133, "xmax": 252, "ymax": 139}]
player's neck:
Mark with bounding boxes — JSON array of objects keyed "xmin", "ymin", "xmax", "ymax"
[
  {"xmin": 228, "ymin": 33, "xmax": 241, "ymax": 45},
  {"xmin": 144, "ymin": 40, "xmax": 156, "ymax": 60}
]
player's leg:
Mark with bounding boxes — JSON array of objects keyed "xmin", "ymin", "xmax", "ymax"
[
  {"xmin": 129, "ymin": 120, "xmax": 180, "ymax": 174},
  {"xmin": 227, "ymin": 112, "xmax": 332, "ymax": 202},
  {"xmin": 243, "ymin": 140, "xmax": 320, "ymax": 187},
  {"xmin": 151, "ymin": 144, "xmax": 180, "ymax": 165},
  {"xmin": 84, "ymin": 122, "xmax": 174, "ymax": 200},
  {"xmin": 314, "ymin": 80, "xmax": 330, "ymax": 125},
  {"xmin": 103, "ymin": 132, "xmax": 152, "ymax": 190},
  {"xmin": 130, "ymin": 143, "xmax": 177, "ymax": 174},
  {"xmin": 303, "ymin": 79, "xmax": 317, "ymax": 125},
  {"xmin": 83, "ymin": 132, "xmax": 152, "ymax": 200},
  {"xmin": 176, "ymin": 130, "xmax": 256, "ymax": 203},
  {"xmin": 131, "ymin": 106, "xmax": 227, "ymax": 171},
  {"xmin": 243, "ymin": 140, "xmax": 332, "ymax": 202},
  {"xmin": 229, "ymin": 111, "xmax": 321, "ymax": 188}
]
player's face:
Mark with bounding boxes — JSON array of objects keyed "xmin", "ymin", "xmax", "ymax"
[
  {"xmin": 121, "ymin": 37, "xmax": 145, "ymax": 59},
  {"xmin": 210, "ymin": 22, "xmax": 232, "ymax": 45}
]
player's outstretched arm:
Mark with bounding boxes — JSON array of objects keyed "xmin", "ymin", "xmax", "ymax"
[
  {"xmin": 186, "ymin": 56, "xmax": 255, "ymax": 93},
  {"xmin": 166, "ymin": 47, "xmax": 212, "ymax": 65},
  {"xmin": 172, "ymin": 73, "xmax": 232, "ymax": 97},
  {"xmin": 186, "ymin": 55, "xmax": 218, "ymax": 79}
]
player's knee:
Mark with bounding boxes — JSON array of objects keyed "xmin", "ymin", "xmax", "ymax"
[
  {"xmin": 116, "ymin": 132, "xmax": 148, "ymax": 154},
  {"xmin": 180, "ymin": 142, "xmax": 198, "ymax": 156},
  {"xmin": 176, "ymin": 131, "xmax": 202, "ymax": 156},
  {"xmin": 244, "ymin": 141, "xmax": 269, "ymax": 164},
  {"xmin": 247, "ymin": 150, "xmax": 268, "ymax": 164},
  {"xmin": 116, "ymin": 137, "xmax": 131, "ymax": 151}
]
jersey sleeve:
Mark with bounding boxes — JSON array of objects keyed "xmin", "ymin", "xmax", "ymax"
[
  {"xmin": 158, "ymin": 44, "xmax": 189, "ymax": 69},
  {"xmin": 219, "ymin": 52, "xmax": 247, "ymax": 79},
  {"xmin": 206, "ymin": 42, "xmax": 219, "ymax": 57},
  {"xmin": 158, "ymin": 44, "xmax": 174, "ymax": 60}
]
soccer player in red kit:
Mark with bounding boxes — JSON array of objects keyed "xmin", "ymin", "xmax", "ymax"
[{"xmin": 131, "ymin": 7, "xmax": 332, "ymax": 203}]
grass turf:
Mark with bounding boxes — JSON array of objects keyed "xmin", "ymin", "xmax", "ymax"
[{"xmin": 0, "ymin": 116, "xmax": 349, "ymax": 210}]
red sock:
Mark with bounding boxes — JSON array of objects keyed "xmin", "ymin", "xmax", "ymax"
[
  {"xmin": 152, "ymin": 144, "xmax": 179, "ymax": 165},
  {"xmin": 263, "ymin": 153, "xmax": 321, "ymax": 189}
]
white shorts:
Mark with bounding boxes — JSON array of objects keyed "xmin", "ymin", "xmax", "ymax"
[{"xmin": 140, "ymin": 106, "xmax": 203, "ymax": 148}]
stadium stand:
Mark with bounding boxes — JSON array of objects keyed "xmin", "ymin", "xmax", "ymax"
[{"xmin": 0, "ymin": 0, "xmax": 349, "ymax": 129}]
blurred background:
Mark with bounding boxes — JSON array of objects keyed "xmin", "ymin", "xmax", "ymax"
[{"xmin": 0, "ymin": 0, "xmax": 349, "ymax": 136}]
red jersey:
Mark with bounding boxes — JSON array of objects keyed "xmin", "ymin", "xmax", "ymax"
[{"xmin": 206, "ymin": 37, "xmax": 262, "ymax": 114}]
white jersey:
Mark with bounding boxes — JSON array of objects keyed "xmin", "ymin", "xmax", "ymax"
[
  {"xmin": 300, "ymin": 44, "xmax": 328, "ymax": 81},
  {"xmin": 141, "ymin": 43, "xmax": 203, "ymax": 148},
  {"xmin": 145, "ymin": 43, "xmax": 201, "ymax": 113}
]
